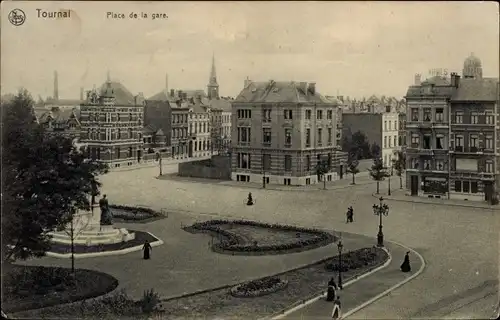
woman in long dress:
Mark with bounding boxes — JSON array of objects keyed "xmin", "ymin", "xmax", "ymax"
[
  {"xmin": 331, "ymin": 296, "xmax": 341, "ymax": 319},
  {"xmin": 143, "ymin": 240, "xmax": 152, "ymax": 260},
  {"xmin": 326, "ymin": 277, "xmax": 338, "ymax": 301},
  {"xmin": 400, "ymin": 251, "xmax": 411, "ymax": 272}
]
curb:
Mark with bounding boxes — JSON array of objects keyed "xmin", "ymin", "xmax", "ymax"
[
  {"xmin": 268, "ymin": 247, "xmax": 392, "ymax": 320},
  {"xmin": 371, "ymin": 193, "xmax": 500, "ymax": 211},
  {"xmin": 340, "ymin": 240, "xmax": 426, "ymax": 319},
  {"xmin": 45, "ymin": 232, "xmax": 164, "ymax": 259}
]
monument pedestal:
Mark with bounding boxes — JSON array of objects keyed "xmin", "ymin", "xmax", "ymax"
[{"xmin": 49, "ymin": 204, "xmax": 135, "ymax": 246}]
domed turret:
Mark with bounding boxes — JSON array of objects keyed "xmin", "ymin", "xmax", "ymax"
[{"xmin": 462, "ymin": 53, "xmax": 483, "ymax": 79}]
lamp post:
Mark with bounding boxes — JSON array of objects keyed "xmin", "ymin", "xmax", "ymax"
[
  {"xmin": 388, "ymin": 159, "xmax": 395, "ymax": 196},
  {"xmin": 337, "ymin": 239, "xmax": 343, "ymax": 289},
  {"xmin": 262, "ymin": 152, "xmax": 267, "ymax": 189},
  {"xmin": 372, "ymin": 197, "xmax": 389, "ymax": 247}
]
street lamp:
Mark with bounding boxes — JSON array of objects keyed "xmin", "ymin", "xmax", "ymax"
[
  {"xmin": 372, "ymin": 197, "xmax": 389, "ymax": 247},
  {"xmin": 337, "ymin": 239, "xmax": 343, "ymax": 289},
  {"xmin": 388, "ymin": 159, "xmax": 395, "ymax": 196}
]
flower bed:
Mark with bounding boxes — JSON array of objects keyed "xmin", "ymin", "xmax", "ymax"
[
  {"xmin": 230, "ymin": 276, "xmax": 288, "ymax": 298},
  {"xmin": 183, "ymin": 219, "xmax": 336, "ymax": 255},
  {"xmin": 324, "ymin": 247, "xmax": 381, "ymax": 272},
  {"xmin": 2, "ymin": 265, "xmax": 118, "ymax": 314},
  {"xmin": 109, "ymin": 205, "xmax": 166, "ymax": 222}
]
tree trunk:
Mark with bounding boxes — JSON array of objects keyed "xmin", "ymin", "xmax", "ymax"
[
  {"xmin": 323, "ymin": 177, "xmax": 326, "ymax": 190},
  {"xmin": 376, "ymin": 181, "xmax": 380, "ymax": 194},
  {"xmin": 70, "ymin": 219, "xmax": 75, "ymax": 282},
  {"xmin": 352, "ymin": 173, "xmax": 356, "ymax": 185},
  {"xmin": 399, "ymin": 175, "xmax": 403, "ymax": 189}
]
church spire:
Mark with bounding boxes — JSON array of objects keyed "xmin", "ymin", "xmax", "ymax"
[{"xmin": 207, "ymin": 53, "xmax": 219, "ymax": 99}]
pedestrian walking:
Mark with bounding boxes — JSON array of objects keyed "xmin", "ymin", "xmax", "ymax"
[
  {"xmin": 349, "ymin": 206, "xmax": 354, "ymax": 223},
  {"xmin": 326, "ymin": 277, "xmax": 338, "ymax": 301},
  {"xmin": 331, "ymin": 295, "xmax": 342, "ymax": 319},
  {"xmin": 400, "ymin": 251, "xmax": 411, "ymax": 272},
  {"xmin": 142, "ymin": 240, "xmax": 152, "ymax": 260}
]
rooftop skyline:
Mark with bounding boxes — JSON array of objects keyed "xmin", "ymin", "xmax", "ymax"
[{"xmin": 1, "ymin": 1, "xmax": 498, "ymax": 100}]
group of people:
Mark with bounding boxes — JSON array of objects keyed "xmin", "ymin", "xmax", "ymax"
[
  {"xmin": 325, "ymin": 252, "xmax": 412, "ymax": 318},
  {"xmin": 346, "ymin": 206, "xmax": 354, "ymax": 223}
]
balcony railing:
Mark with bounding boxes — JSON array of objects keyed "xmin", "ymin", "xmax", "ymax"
[
  {"xmin": 449, "ymin": 171, "xmax": 496, "ymax": 180},
  {"xmin": 450, "ymin": 146, "xmax": 484, "ymax": 154}
]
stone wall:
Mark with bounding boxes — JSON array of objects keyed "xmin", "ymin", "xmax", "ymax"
[{"xmin": 178, "ymin": 155, "xmax": 231, "ymax": 180}]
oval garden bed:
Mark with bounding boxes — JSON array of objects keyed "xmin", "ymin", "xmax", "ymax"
[
  {"xmin": 325, "ymin": 247, "xmax": 388, "ymax": 272},
  {"xmin": 183, "ymin": 219, "xmax": 336, "ymax": 256},
  {"xmin": 109, "ymin": 204, "xmax": 166, "ymax": 223},
  {"xmin": 230, "ymin": 276, "xmax": 288, "ymax": 298},
  {"xmin": 2, "ymin": 265, "xmax": 118, "ymax": 314}
]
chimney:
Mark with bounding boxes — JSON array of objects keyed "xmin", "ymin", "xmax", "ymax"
[
  {"xmin": 178, "ymin": 90, "xmax": 183, "ymax": 99},
  {"xmin": 80, "ymin": 87, "xmax": 84, "ymax": 100},
  {"xmin": 308, "ymin": 82, "xmax": 316, "ymax": 95},
  {"xmin": 183, "ymin": 92, "xmax": 187, "ymax": 100},
  {"xmin": 299, "ymin": 82, "xmax": 308, "ymax": 94},
  {"xmin": 414, "ymin": 74, "xmax": 421, "ymax": 86},
  {"xmin": 244, "ymin": 76, "xmax": 252, "ymax": 88},
  {"xmin": 53, "ymin": 71, "xmax": 59, "ymax": 101},
  {"xmin": 450, "ymin": 72, "xmax": 461, "ymax": 88}
]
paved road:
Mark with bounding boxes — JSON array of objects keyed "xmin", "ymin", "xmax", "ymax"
[
  {"xmin": 95, "ymin": 166, "xmax": 498, "ymax": 319},
  {"xmin": 279, "ymin": 241, "xmax": 423, "ymax": 320}
]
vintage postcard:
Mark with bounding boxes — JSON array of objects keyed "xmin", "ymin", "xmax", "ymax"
[{"xmin": 1, "ymin": 1, "xmax": 499, "ymax": 319}]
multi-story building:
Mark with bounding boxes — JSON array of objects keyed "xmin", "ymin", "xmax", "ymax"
[
  {"xmin": 449, "ymin": 54, "xmax": 499, "ymax": 202},
  {"xmin": 210, "ymin": 99, "xmax": 232, "ymax": 153},
  {"xmin": 231, "ymin": 80, "xmax": 343, "ymax": 186},
  {"xmin": 342, "ymin": 106, "xmax": 400, "ymax": 166},
  {"xmin": 171, "ymin": 100, "xmax": 190, "ymax": 159},
  {"xmin": 35, "ymin": 106, "xmax": 81, "ymax": 139},
  {"xmin": 404, "ymin": 53, "xmax": 499, "ymax": 203},
  {"xmin": 186, "ymin": 93, "xmax": 212, "ymax": 158},
  {"xmin": 397, "ymin": 112, "xmax": 407, "ymax": 149},
  {"xmin": 80, "ymin": 76, "xmax": 145, "ymax": 168}
]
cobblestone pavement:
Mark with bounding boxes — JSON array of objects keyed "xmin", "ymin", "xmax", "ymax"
[
  {"xmin": 281, "ymin": 241, "xmax": 423, "ymax": 319},
  {"xmin": 95, "ymin": 166, "xmax": 498, "ymax": 319}
]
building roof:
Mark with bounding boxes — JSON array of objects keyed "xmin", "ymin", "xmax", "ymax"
[
  {"xmin": 451, "ymin": 77, "xmax": 499, "ymax": 102},
  {"xmin": 405, "ymin": 79, "xmax": 455, "ymax": 99},
  {"xmin": 99, "ymin": 81, "xmax": 137, "ymax": 105},
  {"xmin": 148, "ymin": 90, "xmax": 170, "ymax": 101},
  {"xmin": 234, "ymin": 80, "xmax": 333, "ymax": 104},
  {"xmin": 36, "ymin": 107, "xmax": 80, "ymax": 124},
  {"xmin": 209, "ymin": 98, "xmax": 232, "ymax": 112}
]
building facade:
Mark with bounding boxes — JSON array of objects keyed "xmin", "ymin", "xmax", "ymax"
[
  {"xmin": 231, "ymin": 80, "xmax": 343, "ymax": 186},
  {"xmin": 210, "ymin": 99, "xmax": 232, "ymax": 153},
  {"xmin": 398, "ymin": 112, "xmax": 407, "ymax": 150},
  {"xmin": 187, "ymin": 93, "xmax": 212, "ymax": 158},
  {"xmin": 80, "ymin": 77, "xmax": 145, "ymax": 168},
  {"xmin": 381, "ymin": 109, "xmax": 400, "ymax": 166},
  {"xmin": 171, "ymin": 104, "xmax": 190, "ymax": 159},
  {"xmin": 35, "ymin": 106, "xmax": 81, "ymax": 140}
]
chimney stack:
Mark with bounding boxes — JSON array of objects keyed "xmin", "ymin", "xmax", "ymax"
[
  {"xmin": 165, "ymin": 73, "xmax": 169, "ymax": 92},
  {"xmin": 178, "ymin": 90, "xmax": 183, "ymax": 99},
  {"xmin": 53, "ymin": 71, "xmax": 59, "ymax": 101},
  {"xmin": 170, "ymin": 89, "xmax": 175, "ymax": 97},
  {"xmin": 450, "ymin": 72, "xmax": 461, "ymax": 88},
  {"xmin": 299, "ymin": 82, "xmax": 308, "ymax": 94},
  {"xmin": 414, "ymin": 74, "xmax": 421, "ymax": 86},
  {"xmin": 308, "ymin": 82, "xmax": 316, "ymax": 95},
  {"xmin": 244, "ymin": 76, "xmax": 252, "ymax": 88}
]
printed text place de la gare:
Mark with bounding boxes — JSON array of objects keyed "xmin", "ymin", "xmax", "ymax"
[
  {"xmin": 107, "ymin": 12, "xmax": 168, "ymax": 20},
  {"xmin": 37, "ymin": 9, "xmax": 71, "ymax": 19}
]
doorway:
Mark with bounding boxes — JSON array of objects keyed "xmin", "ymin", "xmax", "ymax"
[
  {"xmin": 484, "ymin": 182, "xmax": 493, "ymax": 203},
  {"xmin": 339, "ymin": 165, "xmax": 344, "ymax": 179},
  {"xmin": 188, "ymin": 141, "xmax": 193, "ymax": 158},
  {"xmin": 410, "ymin": 175, "xmax": 418, "ymax": 196},
  {"xmin": 137, "ymin": 149, "xmax": 142, "ymax": 163}
]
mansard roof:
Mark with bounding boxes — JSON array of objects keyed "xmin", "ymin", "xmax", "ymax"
[{"xmin": 451, "ymin": 77, "xmax": 499, "ymax": 102}]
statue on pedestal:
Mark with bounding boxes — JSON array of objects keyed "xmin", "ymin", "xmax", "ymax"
[{"xmin": 99, "ymin": 194, "xmax": 113, "ymax": 225}]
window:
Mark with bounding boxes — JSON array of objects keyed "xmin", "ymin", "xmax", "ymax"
[
  {"xmin": 471, "ymin": 112, "xmax": 479, "ymax": 124},
  {"xmin": 454, "ymin": 180, "xmax": 462, "ymax": 192},
  {"xmin": 384, "ymin": 121, "xmax": 387, "ymax": 131},
  {"xmin": 384, "ymin": 136, "xmax": 387, "ymax": 148},
  {"xmin": 423, "ymin": 135, "xmax": 431, "ymax": 149},
  {"xmin": 284, "ymin": 155, "xmax": 292, "ymax": 171},
  {"xmin": 237, "ymin": 153, "xmax": 251, "ymax": 169},
  {"xmin": 328, "ymin": 128, "xmax": 333, "ymax": 145},
  {"xmin": 327, "ymin": 110, "xmax": 333, "ymax": 119},
  {"xmin": 435, "ymin": 135, "xmax": 444, "ymax": 149},
  {"xmin": 455, "ymin": 111, "xmax": 463, "ymax": 124},
  {"xmin": 389, "ymin": 136, "xmax": 392, "ymax": 148},
  {"xmin": 393, "ymin": 136, "xmax": 397, "ymax": 147},
  {"xmin": 423, "ymin": 160, "xmax": 431, "ymax": 170},
  {"xmin": 435, "ymin": 108, "xmax": 444, "ymax": 122},
  {"xmin": 317, "ymin": 110, "xmax": 323, "ymax": 120},
  {"xmin": 284, "ymin": 128, "xmax": 292, "ymax": 147},
  {"xmin": 106, "ymin": 113, "xmax": 111, "ymax": 123},
  {"xmin": 317, "ymin": 128, "xmax": 323, "ymax": 145},
  {"xmin": 435, "ymin": 159, "xmax": 445, "ymax": 171},
  {"xmin": 115, "ymin": 147, "xmax": 120, "ymax": 159},
  {"xmin": 486, "ymin": 161, "xmax": 493, "ymax": 173},
  {"xmin": 263, "ymin": 109, "xmax": 272, "ymax": 122},
  {"xmin": 306, "ymin": 128, "xmax": 311, "ymax": 147},
  {"xmin": 262, "ymin": 154, "xmax": 271, "ymax": 171},
  {"xmin": 471, "ymin": 182, "xmax": 478, "ymax": 193},
  {"xmin": 411, "ymin": 158, "xmax": 419, "ymax": 169},
  {"xmin": 237, "ymin": 127, "xmax": 251, "ymax": 144},
  {"xmin": 284, "ymin": 109, "xmax": 293, "ymax": 120},
  {"xmin": 411, "ymin": 108, "xmax": 419, "ymax": 121},
  {"xmin": 485, "ymin": 112, "xmax": 494, "ymax": 124},
  {"xmin": 389, "ymin": 121, "xmax": 392, "ymax": 131},
  {"xmin": 305, "ymin": 109, "xmax": 312, "ymax": 120},
  {"xmin": 462, "ymin": 181, "xmax": 470, "ymax": 193},
  {"xmin": 423, "ymin": 108, "xmax": 432, "ymax": 122},
  {"xmin": 262, "ymin": 128, "xmax": 271, "ymax": 145},
  {"xmin": 455, "ymin": 135, "xmax": 464, "ymax": 151},
  {"xmin": 469, "ymin": 135, "xmax": 478, "ymax": 151},
  {"xmin": 237, "ymin": 109, "xmax": 252, "ymax": 119},
  {"xmin": 411, "ymin": 134, "xmax": 420, "ymax": 148},
  {"xmin": 305, "ymin": 155, "xmax": 311, "ymax": 171},
  {"xmin": 485, "ymin": 136, "xmax": 494, "ymax": 149}
]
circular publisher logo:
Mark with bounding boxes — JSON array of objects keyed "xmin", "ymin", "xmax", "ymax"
[{"xmin": 8, "ymin": 9, "xmax": 26, "ymax": 26}]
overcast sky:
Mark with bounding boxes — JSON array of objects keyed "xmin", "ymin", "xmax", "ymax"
[{"xmin": 1, "ymin": 1, "xmax": 498, "ymax": 100}]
